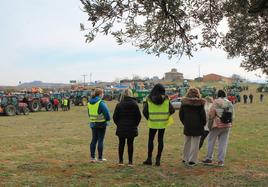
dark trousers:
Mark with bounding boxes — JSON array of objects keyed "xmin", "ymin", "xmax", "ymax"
[
  {"xmin": 118, "ymin": 136, "xmax": 135, "ymax": 164},
  {"xmin": 147, "ymin": 128, "xmax": 165, "ymax": 160},
  {"xmin": 90, "ymin": 127, "xmax": 106, "ymax": 159},
  {"xmin": 199, "ymin": 130, "xmax": 209, "ymax": 149},
  {"xmin": 53, "ymin": 105, "xmax": 58, "ymax": 111}
]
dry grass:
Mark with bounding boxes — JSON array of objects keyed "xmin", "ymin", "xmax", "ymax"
[{"xmin": 0, "ymin": 84, "xmax": 268, "ymax": 186}]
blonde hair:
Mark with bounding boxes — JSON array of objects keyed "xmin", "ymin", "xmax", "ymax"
[
  {"xmin": 124, "ymin": 89, "xmax": 133, "ymax": 97},
  {"xmin": 185, "ymin": 87, "xmax": 201, "ymax": 98}
]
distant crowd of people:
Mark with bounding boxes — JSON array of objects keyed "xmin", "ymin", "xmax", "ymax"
[
  {"xmin": 51, "ymin": 97, "xmax": 71, "ymax": 111},
  {"xmin": 242, "ymin": 93, "xmax": 265, "ymax": 104},
  {"xmin": 87, "ymin": 84, "xmax": 236, "ymax": 167}
]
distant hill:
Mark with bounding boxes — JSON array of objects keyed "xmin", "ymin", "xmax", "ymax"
[{"xmin": 18, "ymin": 81, "xmax": 70, "ymax": 88}]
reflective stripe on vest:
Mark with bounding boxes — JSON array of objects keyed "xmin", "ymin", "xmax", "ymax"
[
  {"xmin": 148, "ymin": 99, "xmax": 170, "ymax": 129},
  {"xmin": 88, "ymin": 100, "xmax": 106, "ymax": 122}
]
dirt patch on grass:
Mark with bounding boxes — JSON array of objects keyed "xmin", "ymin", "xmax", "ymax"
[{"xmin": 17, "ymin": 162, "xmax": 49, "ymax": 171}]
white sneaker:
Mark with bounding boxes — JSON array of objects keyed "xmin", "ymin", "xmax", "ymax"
[
  {"xmin": 90, "ymin": 158, "xmax": 97, "ymax": 163},
  {"xmin": 98, "ymin": 158, "xmax": 107, "ymax": 162}
]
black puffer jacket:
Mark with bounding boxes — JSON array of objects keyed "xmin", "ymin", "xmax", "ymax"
[
  {"xmin": 113, "ymin": 96, "xmax": 141, "ymax": 138},
  {"xmin": 179, "ymin": 97, "xmax": 206, "ymax": 136}
]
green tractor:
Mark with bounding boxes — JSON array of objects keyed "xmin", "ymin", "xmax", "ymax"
[
  {"xmin": 224, "ymin": 81, "xmax": 243, "ymax": 92},
  {"xmin": 257, "ymin": 84, "xmax": 268, "ymax": 92},
  {"xmin": 200, "ymin": 86, "xmax": 216, "ymax": 98},
  {"xmin": 71, "ymin": 90, "xmax": 91, "ymax": 106},
  {"xmin": 133, "ymin": 89, "xmax": 150, "ymax": 103}
]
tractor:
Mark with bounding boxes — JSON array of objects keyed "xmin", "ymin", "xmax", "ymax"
[
  {"xmin": 200, "ymin": 86, "xmax": 216, "ymax": 98},
  {"xmin": 103, "ymin": 89, "xmax": 113, "ymax": 101},
  {"xmin": 34, "ymin": 93, "xmax": 53, "ymax": 111},
  {"xmin": 227, "ymin": 89, "xmax": 241, "ymax": 104},
  {"xmin": 132, "ymin": 89, "xmax": 150, "ymax": 103},
  {"xmin": 72, "ymin": 90, "xmax": 91, "ymax": 106},
  {"xmin": 224, "ymin": 81, "xmax": 243, "ymax": 92},
  {"xmin": 0, "ymin": 95, "xmax": 29, "ymax": 116},
  {"xmin": 15, "ymin": 93, "xmax": 41, "ymax": 112},
  {"xmin": 257, "ymin": 84, "xmax": 268, "ymax": 92}
]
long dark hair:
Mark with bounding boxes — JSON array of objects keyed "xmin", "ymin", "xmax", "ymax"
[{"xmin": 149, "ymin": 83, "xmax": 165, "ymax": 100}]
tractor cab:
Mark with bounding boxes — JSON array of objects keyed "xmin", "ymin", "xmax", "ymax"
[{"xmin": 0, "ymin": 95, "xmax": 29, "ymax": 116}]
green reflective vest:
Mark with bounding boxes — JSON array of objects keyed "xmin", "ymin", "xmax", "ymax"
[
  {"xmin": 88, "ymin": 100, "xmax": 106, "ymax": 122},
  {"xmin": 148, "ymin": 99, "xmax": 172, "ymax": 129}
]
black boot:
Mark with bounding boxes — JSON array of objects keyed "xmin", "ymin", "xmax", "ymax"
[
  {"xmin": 143, "ymin": 158, "xmax": 152, "ymax": 165},
  {"xmin": 155, "ymin": 156, "xmax": 161, "ymax": 166}
]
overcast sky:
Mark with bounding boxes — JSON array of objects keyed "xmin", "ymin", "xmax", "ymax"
[{"xmin": 0, "ymin": 0, "xmax": 266, "ymax": 86}]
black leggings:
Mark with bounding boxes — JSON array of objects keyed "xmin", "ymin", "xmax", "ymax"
[
  {"xmin": 118, "ymin": 137, "xmax": 135, "ymax": 163},
  {"xmin": 147, "ymin": 128, "xmax": 165, "ymax": 159}
]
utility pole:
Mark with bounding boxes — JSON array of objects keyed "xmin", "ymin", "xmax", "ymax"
[
  {"xmin": 90, "ymin": 72, "xmax": 92, "ymax": 84},
  {"xmin": 81, "ymin": 74, "xmax": 88, "ymax": 87}
]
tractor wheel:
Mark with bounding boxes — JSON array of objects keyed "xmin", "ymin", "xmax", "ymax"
[
  {"xmin": 82, "ymin": 97, "xmax": 88, "ymax": 106},
  {"xmin": 45, "ymin": 102, "xmax": 53, "ymax": 111},
  {"xmin": 5, "ymin": 105, "xmax": 16, "ymax": 116},
  {"xmin": 23, "ymin": 107, "xmax": 30, "ymax": 115},
  {"xmin": 30, "ymin": 100, "xmax": 40, "ymax": 112},
  {"xmin": 73, "ymin": 98, "xmax": 80, "ymax": 106}
]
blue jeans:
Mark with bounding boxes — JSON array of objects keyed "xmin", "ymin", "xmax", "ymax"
[{"xmin": 90, "ymin": 127, "xmax": 106, "ymax": 159}]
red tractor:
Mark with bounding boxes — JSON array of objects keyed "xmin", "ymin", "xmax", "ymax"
[
  {"xmin": 0, "ymin": 95, "xmax": 29, "ymax": 116},
  {"xmin": 16, "ymin": 93, "xmax": 41, "ymax": 112}
]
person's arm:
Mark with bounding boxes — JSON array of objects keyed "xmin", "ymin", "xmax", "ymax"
[
  {"xmin": 112, "ymin": 104, "xmax": 120, "ymax": 125},
  {"xmin": 169, "ymin": 101, "xmax": 175, "ymax": 115},
  {"xmin": 179, "ymin": 106, "xmax": 184, "ymax": 125},
  {"xmin": 100, "ymin": 101, "xmax": 111, "ymax": 121},
  {"xmin": 208, "ymin": 103, "xmax": 216, "ymax": 119},
  {"xmin": 201, "ymin": 106, "xmax": 207, "ymax": 127},
  {"xmin": 142, "ymin": 102, "xmax": 149, "ymax": 120},
  {"xmin": 135, "ymin": 104, "xmax": 142, "ymax": 126}
]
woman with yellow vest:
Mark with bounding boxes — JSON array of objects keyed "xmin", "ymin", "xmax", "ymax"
[
  {"xmin": 143, "ymin": 84, "xmax": 175, "ymax": 166},
  {"xmin": 88, "ymin": 88, "xmax": 111, "ymax": 162}
]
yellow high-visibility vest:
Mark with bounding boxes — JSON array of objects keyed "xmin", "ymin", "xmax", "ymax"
[
  {"xmin": 148, "ymin": 99, "xmax": 173, "ymax": 129},
  {"xmin": 88, "ymin": 100, "xmax": 106, "ymax": 122},
  {"xmin": 63, "ymin": 99, "xmax": 68, "ymax": 106}
]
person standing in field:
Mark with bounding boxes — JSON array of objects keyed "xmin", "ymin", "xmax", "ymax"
[
  {"xmin": 260, "ymin": 94, "xmax": 264, "ymax": 103},
  {"xmin": 249, "ymin": 94, "xmax": 253, "ymax": 103},
  {"xmin": 243, "ymin": 94, "xmax": 248, "ymax": 104},
  {"xmin": 179, "ymin": 87, "xmax": 206, "ymax": 166},
  {"xmin": 53, "ymin": 98, "xmax": 59, "ymax": 111},
  {"xmin": 199, "ymin": 96, "xmax": 214, "ymax": 149},
  {"xmin": 113, "ymin": 89, "xmax": 141, "ymax": 166},
  {"xmin": 88, "ymin": 88, "xmax": 111, "ymax": 162},
  {"xmin": 63, "ymin": 98, "xmax": 68, "ymax": 111},
  {"xmin": 202, "ymin": 90, "xmax": 234, "ymax": 167},
  {"xmin": 143, "ymin": 83, "xmax": 175, "ymax": 166}
]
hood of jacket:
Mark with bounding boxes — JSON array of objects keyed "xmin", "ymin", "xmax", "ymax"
[
  {"xmin": 181, "ymin": 97, "xmax": 205, "ymax": 106},
  {"xmin": 89, "ymin": 96, "xmax": 101, "ymax": 104},
  {"xmin": 148, "ymin": 95, "xmax": 168, "ymax": 105},
  {"xmin": 214, "ymin": 98, "xmax": 230, "ymax": 109}
]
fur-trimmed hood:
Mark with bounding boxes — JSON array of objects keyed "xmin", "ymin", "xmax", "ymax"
[{"xmin": 181, "ymin": 97, "xmax": 205, "ymax": 106}]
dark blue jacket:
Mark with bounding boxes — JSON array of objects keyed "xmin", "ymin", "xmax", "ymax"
[{"xmin": 88, "ymin": 96, "xmax": 111, "ymax": 128}]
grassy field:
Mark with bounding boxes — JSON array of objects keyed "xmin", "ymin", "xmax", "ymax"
[{"xmin": 0, "ymin": 85, "xmax": 268, "ymax": 186}]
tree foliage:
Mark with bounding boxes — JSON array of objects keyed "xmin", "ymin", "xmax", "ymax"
[{"xmin": 80, "ymin": 0, "xmax": 268, "ymax": 74}]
